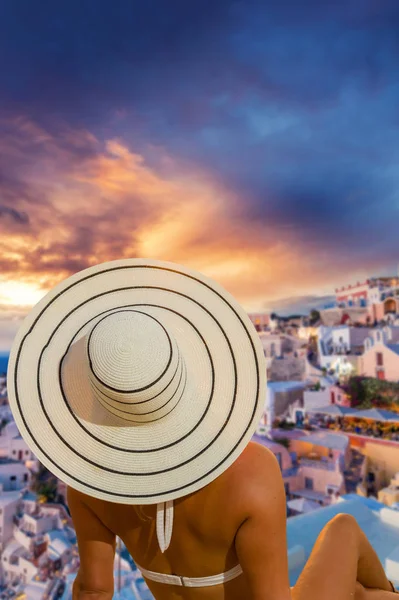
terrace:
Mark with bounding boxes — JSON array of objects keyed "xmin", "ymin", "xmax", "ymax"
[
  {"xmin": 305, "ymin": 406, "xmax": 399, "ymax": 443},
  {"xmin": 299, "ymin": 456, "xmax": 336, "ymax": 471}
]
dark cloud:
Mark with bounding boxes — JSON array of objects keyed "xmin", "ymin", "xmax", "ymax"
[{"xmin": 0, "ymin": 204, "xmax": 29, "ymax": 225}]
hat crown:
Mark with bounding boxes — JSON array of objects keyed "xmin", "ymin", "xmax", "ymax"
[
  {"xmin": 89, "ymin": 311, "xmax": 171, "ymax": 391},
  {"xmin": 87, "ymin": 310, "xmax": 186, "ymax": 422}
]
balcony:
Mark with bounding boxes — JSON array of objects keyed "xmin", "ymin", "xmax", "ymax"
[
  {"xmin": 299, "ymin": 458, "xmax": 336, "ymax": 471},
  {"xmin": 282, "ymin": 466, "xmax": 300, "ymax": 478}
]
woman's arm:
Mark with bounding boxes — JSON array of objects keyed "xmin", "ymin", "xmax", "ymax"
[
  {"xmin": 67, "ymin": 486, "xmax": 116, "ymax": 600},
  {"xmin": 234, "ymin": 445, "xmax": 292, "ymax": 600},
  {"xmin": 72, "ymin": 569, "xmax": 82, "ymax": 600}
]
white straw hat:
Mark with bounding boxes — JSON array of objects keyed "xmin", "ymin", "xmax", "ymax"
[{"xmin": 7, "ymin": 258, "xmax": 266, "ymax": 504}]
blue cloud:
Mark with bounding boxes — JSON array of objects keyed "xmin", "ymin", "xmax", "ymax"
[{"xmin": 1, "ymin": 0, "xmax": 399, "ymax": 267}]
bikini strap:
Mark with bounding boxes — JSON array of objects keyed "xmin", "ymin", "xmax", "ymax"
[{"xmin": 156, "ymin": 500, "xmax": 174, "ymax": 553}]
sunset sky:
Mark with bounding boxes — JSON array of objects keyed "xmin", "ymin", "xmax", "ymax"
[{"xmin": 1, "ymin": 0, "xmax": 399, "ymax": 350}]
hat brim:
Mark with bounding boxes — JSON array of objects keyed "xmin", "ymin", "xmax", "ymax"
[{"xmin": 7, "ymin": 259, "xmax": 266, "ymax": 504}]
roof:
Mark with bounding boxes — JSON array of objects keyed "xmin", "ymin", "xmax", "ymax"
[
  {"xmin": 340, "ymin": 493, "xmax": 389, "ymax": 511},
  {"xmin": 290, "ymin": 489, "xmax": 326, "ymax": 502},
  {"xmin": 46, "ymin": 529, "xmax": 72, "ymax": 555},
  {"xmin": 268, "ymin": 381, "xmax": 307, "ymax": 392},
  {"xmin": 287, "ymin": 498, "xmax": 320, "ymax": 513},
  {"xmin": 24, "ymin": 579, "xmax": 49, "ymax": 600},
  {"xmin": 0, "ymin": 490, "xmax": 21, "ymax": 506},
  {"xmin": 296, "ymin": 431, "xmax": 349, "ymax": 450},
  {"xmin": 2, "ymin": 539, "xmax": 25, "ymax": 558},
  {"xmin": 252, "ymin": 434, "xmax": 289, "ymax": 454},
  {"xmin": 306, "ymin": 404, "xmax": 356, "ymax": 417},
  {"xmin": 287, "ymin": 496, "xmax": 399, "ymax": 586},
  {"xmin": 354, "ymin": 408, "xmax": 399, "ymax": 422},
  {"xmin": 0, "ymin": 456, "xmax": 19, "ymax": 465},
  {"xmin": 22, "ymin": 491, "xmax": 38, "ymax": 502},
  {"xmin": 388, "ymin": 344, "xmax": 399, "ymax": 357}
]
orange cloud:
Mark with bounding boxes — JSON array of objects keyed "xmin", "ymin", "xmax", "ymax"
[{"xmin": 0, "ymin": 115, "xmax": 360, "ymax": 349}]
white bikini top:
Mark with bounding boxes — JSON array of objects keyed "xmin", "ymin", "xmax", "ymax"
[{"xmin": 135, "ymin": 500, "xmax": 243, "ymax": 588}]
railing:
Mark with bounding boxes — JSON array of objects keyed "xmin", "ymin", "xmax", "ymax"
[
  {"xmin": 299, "ymin": 458, "xmax": 336, "ymax": 471},
  {"xmin": 282, "ymin": 466, "xmax": 300, "ymax": 478}
]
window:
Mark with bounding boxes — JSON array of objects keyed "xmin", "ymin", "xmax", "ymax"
[
  {"xmin": 23, "ymin": 474, "xmax": 28, "ymax": 482},
  {"xmin": 305, "ymin": 477, "xmax": 314, "ymax": 490},
  {"xmin": 9, "ymin": 476, "xmax": 16, "ymax": 481},
  {"xmin": 25, "ymin": 450, "xmax": 29, "ymax": 456},
  {"xmin": 376, "ymin": 352, "xmax": 384, "ymax": 366},
  {"xmin": 331, "ymin": 391, "xmax": 335, "ymax": 404}
]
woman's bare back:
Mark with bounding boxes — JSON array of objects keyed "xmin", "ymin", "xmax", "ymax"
[{"xmin": 78, "ymin": 442, "xmax": 269, "ymax": 599}]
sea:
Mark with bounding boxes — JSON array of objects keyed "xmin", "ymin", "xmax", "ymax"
[{"xmin": 0, "ymin": 352, "xmax": 9, "ymax": 376}]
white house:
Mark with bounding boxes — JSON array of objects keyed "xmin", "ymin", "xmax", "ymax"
[
  {"xmin": 358, "ymin": 326, "xmax": 399, "ymax": 381},
  {"xmin": 45, "ymin": 529, "xmax": 73, "ymax": 570},
  {"xmin": 0, "ymin": 458, "xmax": 30, "ymax": 492},
  {"xmin": 258, "ymin": 381, "xmax": 307, "ymax": 435},
  {"xmin": 7, "ymin": 435, "xmax": 34, "ymax": 463},
  {"xmin": 317, "ymin": 325, "xmax": 375, "ymax": 378},
  {"xmin": 259, "ymin": 332, "xmax": 283, "ymax": 365},
  {"xmin": 0, "ymin": 491, "xmax": 21, "ymax": 551},
  {"xmin": 1, "ymin": 538, "xmax": 38, "ymax": 585}
]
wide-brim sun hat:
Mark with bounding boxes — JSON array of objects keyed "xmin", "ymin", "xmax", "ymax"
[{"xmin": 7, "ymin": 258, "xmax": 266, "ymax": 504}]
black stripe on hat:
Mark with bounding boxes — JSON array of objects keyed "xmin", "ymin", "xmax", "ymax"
[
  {"xmin": 88, "ymin": 341, "xmax": 182, "ymax": 406},
  {"xmin": 96, "ymin": 360, "xmax": 187, "ymax": 421}
]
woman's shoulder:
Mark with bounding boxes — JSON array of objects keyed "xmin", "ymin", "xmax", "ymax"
[
  {"xmin": 231, "ymin": 440, "xmax": 281, "ymax": 475},
  {"xmin": 217, "ymin": 441, "xmax": 283, "ymax": 501}
]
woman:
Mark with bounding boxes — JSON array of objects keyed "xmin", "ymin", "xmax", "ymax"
[{"xmin": 7, "ymin": 258, "xmax": 397, "ymax": 600}]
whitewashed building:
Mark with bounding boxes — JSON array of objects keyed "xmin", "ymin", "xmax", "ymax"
[{"xmin": 0, "ymin": 491, "xmax": 21, "ymax": 551}]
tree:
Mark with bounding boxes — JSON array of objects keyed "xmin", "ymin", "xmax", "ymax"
[
  {"xmin": 31, "ymin": 462, "xmax": 59, "ymax": 503},
  {"xmin": 346, "ymin": 376, "xmax": 399, "ymax": 409},
  {"xmin": 278, "ymin": 437, "xmax": 291, "ymax": 450},
  {"xmin": 309, "ymin": 309, "xmax": 321, "ymax": 325},
  {"xmin": 37, "ymin": 480, "xmax": 58, "ymax": 503}
]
